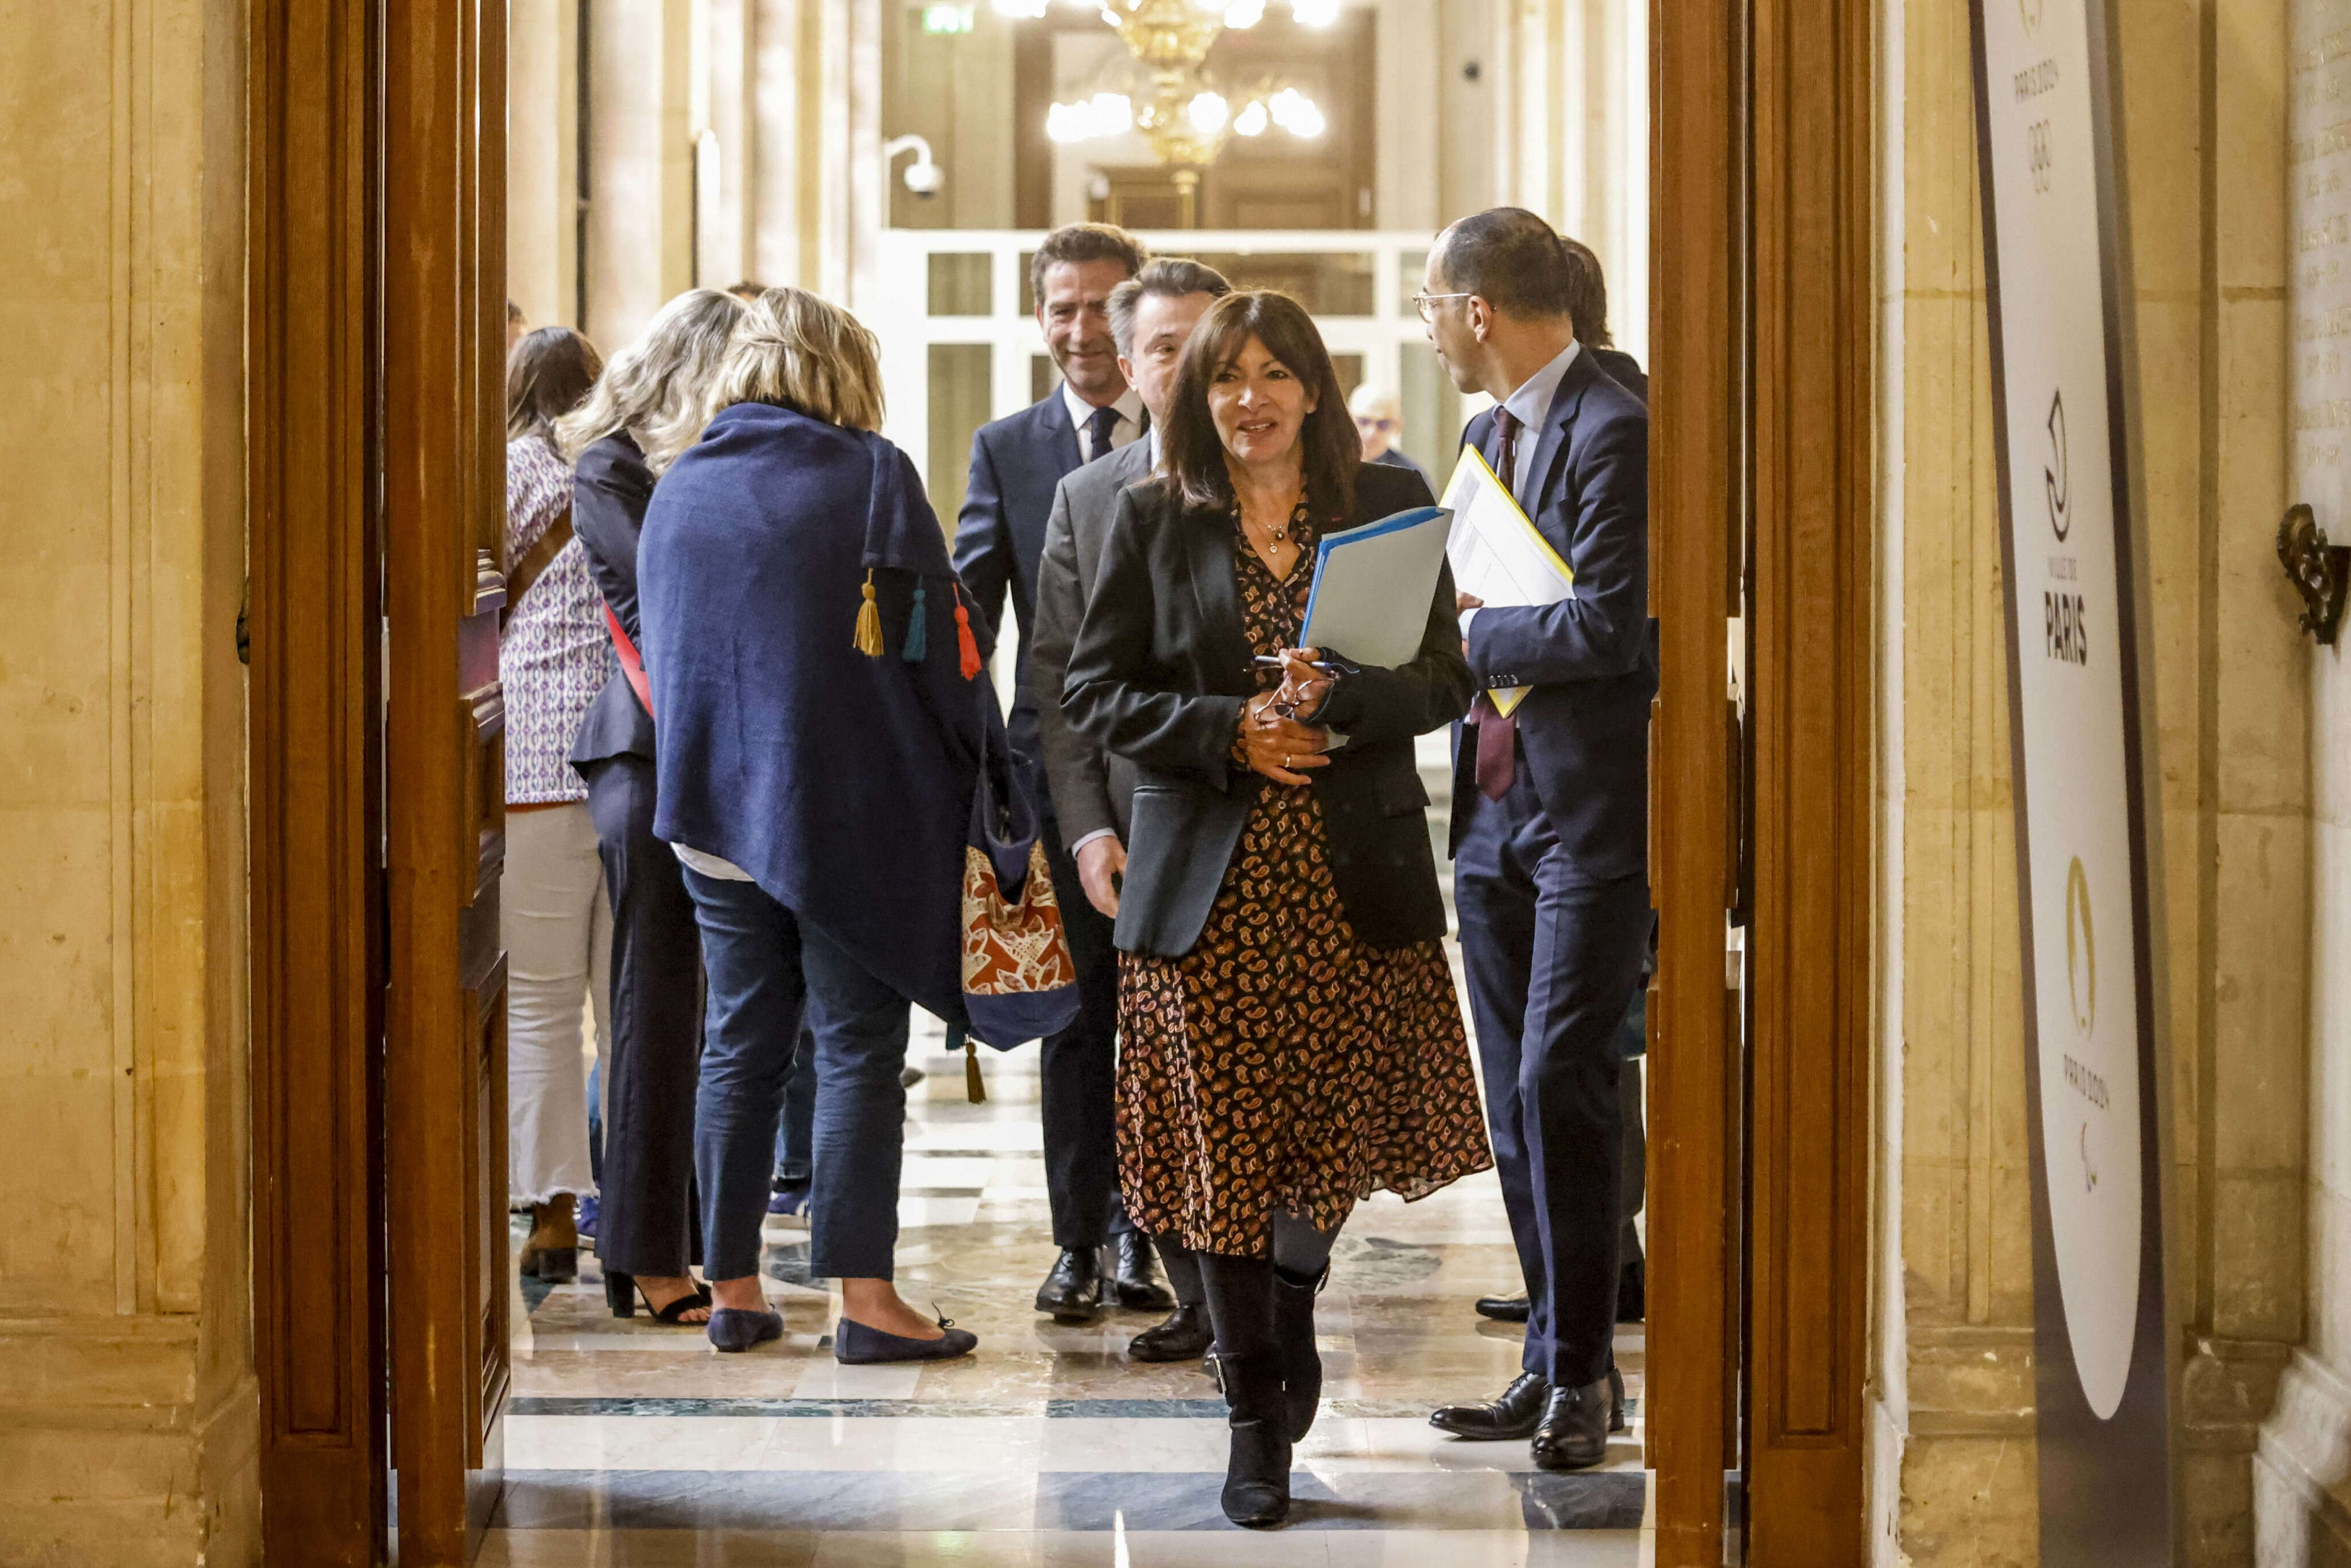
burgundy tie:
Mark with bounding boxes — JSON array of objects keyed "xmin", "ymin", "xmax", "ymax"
[
  {"xmin": 1472, "ymin": 408, "xmax": 1522, "ymax": 800},
  {"xmin": 1491, "ymin": 406, "xmax": 1521, "ymax": 496}
]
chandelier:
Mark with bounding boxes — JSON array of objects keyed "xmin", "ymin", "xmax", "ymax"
[{"xmin": 995, "ymin": 0, "xmax": 1333, "ymax": 170}]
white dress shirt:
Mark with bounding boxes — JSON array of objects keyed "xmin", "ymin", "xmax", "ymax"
[
  {"xmin": 1061, "ymin": 382, "xmax": 1145, "ymax": 462},
  {"xmin": 1461, "ymin": 338, "xmax": 1584, "ymax": 639}
]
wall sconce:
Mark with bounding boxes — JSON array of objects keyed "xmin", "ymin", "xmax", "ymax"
[{"xmin": 2277, "ymin": 503, "xmax": 2350, "ymax": 645}]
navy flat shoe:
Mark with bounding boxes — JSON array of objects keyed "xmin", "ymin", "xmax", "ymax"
[
  {"xmin": 707, "ymin": 1307, "xmax": 783, "ymax": 1353},
  {"xmin": 834, "ymin": 1314, "xmax": 977, "ymax": 1365}
]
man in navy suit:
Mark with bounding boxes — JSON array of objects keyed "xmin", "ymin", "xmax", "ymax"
[
  {"xmin": 1418, "ymin": 209, "xmax": 1656, "ymax": 1472},
  {"xmin": 1473, "ymin": 232, "xmax": 1651, "ymax": 1333},
  {"xmin": 954, "ymin": 223, "xmax": 1175, "ymax": 1322}
]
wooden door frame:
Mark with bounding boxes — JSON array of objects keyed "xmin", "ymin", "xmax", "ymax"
[
  {"xmin": 249, "ymin": 0, "xmax": 510, "ymax": 1562},
  {"xmin": 381, "ymin": 0, "xmax": 514, "ymax": 1562},
  {"xmin": 246, "ymin": 0, "xmax": 1874, "ymax": 1559},
  {"xmin": 247, "ymin": 2, "xmax": 385, "ymax": 1562},
  {"xmin": 1650, "ymin": 1, "xmax": 1873, "ymax": 1564}
]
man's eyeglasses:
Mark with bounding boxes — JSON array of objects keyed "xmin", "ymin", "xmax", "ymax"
[{"xmin": 1411, "ymin": 290, "xmax": 1473, "ymax": 321}]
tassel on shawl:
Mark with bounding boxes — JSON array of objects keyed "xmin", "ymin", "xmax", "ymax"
[
  {"xmin": 903, "ymin": 581, "xmax": 929, "ymax": 662},
  {"xmin": 964, "ymin": 1039, "xmax": 987, "ymax": 1104},
  {"xmin": 854, "ymin": 570, "xmax": 885, "ymax": 657},
  {"xmin": 954, "ymin": 595, "xmax": 983, "ymax": 680}
]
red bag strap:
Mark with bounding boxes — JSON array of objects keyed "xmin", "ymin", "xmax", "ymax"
[{"xmin": 603, "ymin": 600, "xmax": 654, "ymax": 719}]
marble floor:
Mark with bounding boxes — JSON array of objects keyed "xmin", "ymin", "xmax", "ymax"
[{"xmin": 484, "ymin": 737, "xmax": 1652, "ymax": 1565}]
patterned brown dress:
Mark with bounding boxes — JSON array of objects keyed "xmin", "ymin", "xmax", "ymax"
[{"xmin": 1115, "ymin": 507, "xmax": 1495, "ymax": 1257}]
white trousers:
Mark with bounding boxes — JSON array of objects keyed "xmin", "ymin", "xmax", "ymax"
[{"xmin": 504, "ymin": 802, "xmax": 611, "ymax": 1204}]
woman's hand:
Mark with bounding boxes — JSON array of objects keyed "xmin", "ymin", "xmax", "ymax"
[
  {"xmin": 1272, "ymin": 647, "xmax": 1336, "ymax": 720},
  {"xmin": 1239, "ymin": 692, "xmax": 1331, "ymax": 786}
]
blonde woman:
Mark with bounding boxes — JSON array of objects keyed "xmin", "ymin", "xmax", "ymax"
[
  {"xmin": 555, "ymin": 287, "xmax": 746, "ymax": 1324},
  {"xmin": 639, "ymin": 287, "xmax": 993, "ymax": 1360}
]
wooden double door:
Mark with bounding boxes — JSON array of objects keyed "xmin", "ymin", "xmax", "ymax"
[
  {"xmin": 249, "ymin": 0, "xmax": 513, "ymax": 1562},
  {"xmin": 243, "ymin": 1, "xmax": 1873, "ymax": 1563}
]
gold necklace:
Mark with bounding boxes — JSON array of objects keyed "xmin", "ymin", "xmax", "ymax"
[{"xmin": 1240, "ymin": 496, "xmax": 1306, "ymax": 546}]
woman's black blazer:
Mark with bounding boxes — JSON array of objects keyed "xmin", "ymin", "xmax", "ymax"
[{"xmin": 1061, "ymin": 461, "xmax": 1473, "ymax": 958}]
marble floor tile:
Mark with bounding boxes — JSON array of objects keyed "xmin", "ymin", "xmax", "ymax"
[
  {"xmin": 496, "ymin": 1467, "xmax": 1648, "ymax": 1533},
  {"xmin": 506, "ymin": 1027, "xmax": 1655, "ymax": 1550},
  {"xmin": 479, "ymin": 1528, "xmax": 824, "ymax": 1567},
  {"xmin": 793, "ymin": 1361, "xmax": 928, "ymax": 1400},
  {"xmin": 478, "ymin": 1528, "xmax": 1652, "ymax": 1568}
]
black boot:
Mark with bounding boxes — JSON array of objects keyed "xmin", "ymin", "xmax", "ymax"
[
  {"xmin": 1197, "ymin": 1252, "xmax": 1290, "ymax": 1528},
  {"xmin": 1271, "ymin": 1264, "xmax": 1326, "ymax": 1442},
  {"xmin": 1216, "ymin": 1352, "xmax": 1292, "ymax": 1528}
]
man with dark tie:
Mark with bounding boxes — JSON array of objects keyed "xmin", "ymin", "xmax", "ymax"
[
  {"xmin": 1417, "ymin": 208, "xmax": 1656, "ymax": 1472},
  {"xmin": 1472, "ymin": 231, "xmax": 1651, "ymax": 1333},
  {"xmin": 954, "ymin": 222, "xmax": 1175, "ymax": 1323}
]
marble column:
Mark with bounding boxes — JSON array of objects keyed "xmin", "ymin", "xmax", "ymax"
[
  {"xmin": 2255, "ymin": 2, "xmax": 2351, "ymax": 1559},
  {"xmin": 585, "ymin": 0, "xmax": 697, "ymax": 354},
  {"xmin": 1488, "ymin": 0, "xmax": 1647, "ymax": 361},
  {"xmin": 509, "ymin": 0, "xmax": 581, "ymax": 328}
]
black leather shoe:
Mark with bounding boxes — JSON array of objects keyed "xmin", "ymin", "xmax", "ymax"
[
  {"xmin": 1429, "ymin": 1371, "xmax": 1552, "ymax": 1440},
  {"xmin": 1617, "ymin": 1259, "xmax": 1646, "ymax": 1323},
  {"xmin": 1111, "ymin": 1233, "xmax": 1177, "ymax": 1312},
  {"xmin": 1475, "ymin": 1291, "xmax": 1531, "ymax": 1323},
  {"xmin": 1034, "ymin": 1247, "xmax": 1105, "ymax": 1322},
  {"xmin": 1530, "ymin": 1377, "xmax": 1615, "ymax": 1471},
  {"xmin": 1128, "ymin": 1302, "xmax": 1215, "ymax": 1362}
]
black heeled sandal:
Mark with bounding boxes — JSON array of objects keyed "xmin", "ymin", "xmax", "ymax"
[{"xmin": 605, "ymin": 1270, "xmax": 714, "ymax": 1323}]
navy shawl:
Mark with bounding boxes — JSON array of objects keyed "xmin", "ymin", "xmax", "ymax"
[{"xmin": 640, "ymin": 402, "xmax": 991, "ymax": 1024}]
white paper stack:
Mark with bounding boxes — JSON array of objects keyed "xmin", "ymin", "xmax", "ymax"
[{"xmin": 1439, "ymin": 448, "xmax": 1576, "ymax": 715}]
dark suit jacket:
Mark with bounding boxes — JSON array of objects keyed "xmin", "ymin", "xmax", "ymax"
[
  {"xmin": 569, "ymin": 432, "xmax": 658, "ymax": 767},
  {"xmin": 1064, "ymin": 462, "xmax": 1472, "ymax": 957},
  {"xmin": 1592, "ymin": 346, "xmax": 1648, "ymax": 403},
  {"xmin": 1029, "ymin": 436, "xmax": 1155, "ymax": 847},
  {"xmin": 954, "ymin": 394, "xmax": 1095, "ymax": 769},
  {"xmin": 1449, "ymin": 347, "xmax": 1656, "ymax": 876}
]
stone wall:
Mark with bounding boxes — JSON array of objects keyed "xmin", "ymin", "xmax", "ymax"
[
  {"xmin": 1876, "ymin": 0, "xmax": 2305, "ymax": 1563},
  {"xmin": 2253, "ymin": 3, "xmax": 2351, "ymax": 1561},
  {"xmin": 0, "ymin": 0, "xmax": 258, "ymax": 1563}
]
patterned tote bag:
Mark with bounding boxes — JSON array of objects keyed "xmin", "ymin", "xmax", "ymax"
[{"xmin": 960, "ymin": 712, "xmax": 1081, "ymax": 1052}]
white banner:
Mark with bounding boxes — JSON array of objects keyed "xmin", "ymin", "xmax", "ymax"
[{"xmin": 1970, "ymin": 0, "xmax": 2177, "ymax": 1559}]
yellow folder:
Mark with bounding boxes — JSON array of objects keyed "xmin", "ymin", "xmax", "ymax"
[{"xmin": 1438, "ymin": 445, "xmax": 1576, "ymax": 719}]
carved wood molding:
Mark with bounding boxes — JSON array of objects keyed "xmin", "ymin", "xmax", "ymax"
[
  {"xmin": 382, "ymin": 0, "xmax": 511, "ymax": 1560},
  {"xmin": 1744, "ymin": 0, "xmax": 1873, "ymax": 1557},
  {"xmin": 246, "ymin": 1, "xmax": 386, "ymax": 1561},
  {"xmin": 1649, "ymin": 2, "xmax": 1744, "ymax": 1562}
]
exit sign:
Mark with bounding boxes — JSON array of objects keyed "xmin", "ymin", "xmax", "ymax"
[{"xmin": 921, "ymin": 4, "xmax": 974, "ymax": 32}]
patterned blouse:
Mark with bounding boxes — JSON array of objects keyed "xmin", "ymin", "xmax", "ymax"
[{"xmin": 501, "ymin": 433, "xmax": 615, "ymax": 805}]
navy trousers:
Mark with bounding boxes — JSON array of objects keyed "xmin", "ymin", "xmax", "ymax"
[
  {"xmin": 1039, "ymin": 822, "xmax": 1131, "ymax": 1249},
  {"xmin": 1454, "ymin": 769, "xmax": 1650, "ymax": 1389},
  {"xmin": 580, "ymin": 754, "xmax": 703, "ymax": 1279},
  {"xmin": 682, "ymin": 869, "xmax": 911, "ymax": 1283},
  {"xmin": 771, "ymin": 1029, "xmax": 817, "ymax": 1187}
]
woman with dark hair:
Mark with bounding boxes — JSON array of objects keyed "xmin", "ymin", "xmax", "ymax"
[
  {"xmin": 1063, "ymin": 290, "xmax": 1492, "ymax": 1527},
  {"xmin": 553, "ymin": 288, "xmax": 747, "ymax": 1324},
  {"xmin": 501, "ymin": 325, "xmax": 614, "ymax": 1284}
]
